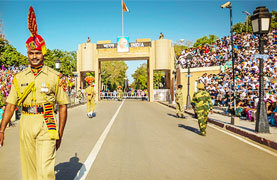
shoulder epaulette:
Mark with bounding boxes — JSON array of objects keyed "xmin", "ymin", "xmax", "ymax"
[{"xmin": 46, "ymin": 66, "xmax": 60, "ymax": 76}]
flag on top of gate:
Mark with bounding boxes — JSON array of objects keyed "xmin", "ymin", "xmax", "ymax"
[{"xmin": 122, "ymin": 0, "xmax": 129, "ymax": 12}]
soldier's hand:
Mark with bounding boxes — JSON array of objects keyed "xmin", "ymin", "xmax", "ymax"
[
  {"xmin": 0, "ymin": 132, "xmax": 4, "ymax": 147},
  {"xmin": 56, "ymin": 138, "xmax": 62, "ymax": 150}
]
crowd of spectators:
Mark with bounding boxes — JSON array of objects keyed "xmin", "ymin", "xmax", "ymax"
[
  {"xmin": 0, "ymin": 64, "xmax": 76, "ymax": 101},
  {"xmin": 0, "ymin": 65, "xmax": 26, "ymax": 98},
  {"xmin": 191, "ymin": 30, "xmax": 277, "ymax": 126}
]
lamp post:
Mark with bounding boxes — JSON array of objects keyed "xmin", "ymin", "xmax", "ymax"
[
  {"xmin": 221, "ymin": 1, "xmax": 237, "ymax": 124},
  {"xmin": 242, "ymin": 11, "xmax": 250, "ymax": 33},
  {"xmin": 250, "ymin": 6, "xmax": 272, "ymax": 133},
  {"xmin": 55, "ymin": 59, "xmax": 61, "ymax": 71},
  {"xmin": 172, "ymin": 69, "xmax": 176, "ymax": 104},
  {"xmin": 185, "ymin": 53, "xmax": 192, "ymax": 109}
]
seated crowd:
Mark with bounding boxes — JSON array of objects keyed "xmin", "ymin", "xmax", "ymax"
[{"xmin": 191, "ymin": 30, "xmax": 277, "ymax": 126}]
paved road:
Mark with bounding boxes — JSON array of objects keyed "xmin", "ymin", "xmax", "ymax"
[{"xmin": 1, "ymin": 100, "xmax": 277, "ymax": 180}]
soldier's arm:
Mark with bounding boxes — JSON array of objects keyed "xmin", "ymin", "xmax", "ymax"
[
  {"xmin": 0, "ymin": 103, "xmax": 16, "ymax": 146},
  {"xmin": 208, "ymin": 94, "xmax": 213, "ymax": 111},
  {"xmin": 58, "ymin": 104, "xmax": 67, "ymax": 138},
  {"xmin": 191, "ymin": 93, "xmax": 196, "ymax": 108}
]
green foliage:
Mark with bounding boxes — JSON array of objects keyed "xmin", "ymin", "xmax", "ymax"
[
  {"xmin": 101, "ymin": 61, "xmax": 128, "ymax": 91},
  {"xmin": 131, "ymin": 63, "xmax": 165, "ymax": 90},
  {"xmin": 174, "ymin": 44, "xmax": 188, "ymax": 56},
  {"xmin": 193, "ymin": 34, "xmax": 218, "ymax": 48},
  {"xmin": 234, "ymin": 10, "xmax": 276, "ymax": 34},
  {"xmin": 153, "ymin": 71, "xmax": 165, "ymax": 89},
  {"xmin": 43, "ymin": 49, "xmax": 76, "ymax": 76},
  {"xmin": 0, "ymin": 38, "xmax": 76, "ymax": 76},
  {"xmin": 131, "ymin": 63, "xmax": 147, "ymax": 90},
  {"xmin": 271, "ymin": 10, "xmax": 277, "ymax": 30},
  {"xmin": 0, "ymin": 38, "xmax": 28, "ymax": 66}
]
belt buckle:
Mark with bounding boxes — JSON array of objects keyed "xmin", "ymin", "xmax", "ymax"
[{"xmin": 29, "ymin": 107, "xmax": 37, "ymax": 114}]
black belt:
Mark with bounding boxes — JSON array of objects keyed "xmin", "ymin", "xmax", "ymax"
[{"xmin": 22, "ymin": 106, "xmax": 44, "ymax": 114}]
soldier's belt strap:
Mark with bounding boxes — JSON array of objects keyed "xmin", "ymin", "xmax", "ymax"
[{"xmin": 22, "ymin": 106, "xmax": 44, "ymax": 114}]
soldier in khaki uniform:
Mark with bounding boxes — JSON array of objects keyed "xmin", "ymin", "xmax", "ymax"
[
  {"xmin": 0, "ymin": 6, "xmax": 69, "ymax": 180},
  {"xmin": 175, "ymin": 85, "xmax": 185, "ymax": 118},
  {"xmin": 85, "ymin": 83, "xmax": 96, "ymax": 118},
  {"xmin": 117, "ymin": 86, "xmax": 123, "ymax": 101},
  {"xmin": 191, "ymin": 83, "xmax": 213, "ymax": 136}
]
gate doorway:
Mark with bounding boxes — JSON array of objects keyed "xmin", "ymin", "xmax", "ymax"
[{"xmin": 76, "ymin": 38, "xmax": 175, "ymax": 102}]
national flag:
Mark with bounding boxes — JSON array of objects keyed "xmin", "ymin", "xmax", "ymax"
[{"xmin": 122, "ymin": 0, "xmax": 129, "ymax": 12}]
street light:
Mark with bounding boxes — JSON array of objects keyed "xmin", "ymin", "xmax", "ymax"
[
  {"xmin": 185, "ymin": 53, "xmax": 193, "ymax": 109},
  {"xmin": 242, "ymin": 11, "xmax": 250, "ymax": 33},
  {"xmin": 55, "ymin": 59, "xmax": 61, "ymax": 71},
  {"xmin": 250, "ymin": 6, "xmax": 272, "ymax": 133},
  {"xmin": 172, "ymin": 69, "xmax": 177, "ymax": 104},
  {"xmin": 221, "ymin": 1, "xmax": 237, "ymax": 124}
]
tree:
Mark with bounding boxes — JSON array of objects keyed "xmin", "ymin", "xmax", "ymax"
[
  {"xmin": 101, "ymin": 61, "xmax": 127, "ymax": 91},
  {"xmin": 271, "ymin": 10, "xmax": 277, "ymax": 30},
  {"xmin": 43, "ymin": 49, "xmax": 76, "ymax": 76},
  {"xmin": 131, "ymin": 63, "xmax": 147, "ymax": 90},
  {"xmin": 0, "ymin": 39, "xmax": 28, "ymax": 66},
  {"xmin": 131, "ymin": 63, "xmax": 165, "ymax": 90},
  {"xmin": 153, "ymin": 71, "xmax": 165, "ymax": 89},
  {"xmin": 193, "ymin": 34, "xmax": 219, "ymax": 48},
  {"xmin": 174, "ymin": 44, "xmax": 188, "ymax": 56}
]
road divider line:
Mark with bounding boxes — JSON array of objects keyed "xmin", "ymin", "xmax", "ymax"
[
  {"xmin": 74, "ymin": 100, "xmax": 125, "ymax": 180},
  {"xmin": 156, "ymin": 102, "xmax": 277, "ymax": 157}
]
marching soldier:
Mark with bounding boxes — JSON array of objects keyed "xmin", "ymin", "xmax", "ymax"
[
  {"xmin": 191, "ymin": 83, "xmax": 213, "ymax": 136},
  {"xmin": 0, "ymin": 6, "xmax": 69, "ymax": 180},
  {"xmin": 85, "ymin": 82, "xmax": 96, "ymax": 118},
  {"xmin": 117, "ymin": 86, "xmax": 123, "ymax": 101},
  {"xmin": 175, "ymin": 85, "xmax": 185, "ymax": 118}
]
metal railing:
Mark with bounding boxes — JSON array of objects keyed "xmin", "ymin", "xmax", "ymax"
[{"xmin": 100, "ymin": 92, "xmax": 148, "ymax": 100}]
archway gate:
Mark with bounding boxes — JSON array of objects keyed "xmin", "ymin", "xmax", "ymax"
[{"xmin": 77, "ymin": 38, "xmax": 175, "ymax": 102}]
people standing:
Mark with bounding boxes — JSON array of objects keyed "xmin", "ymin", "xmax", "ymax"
[
  {"xmin": 85, "ymin": 83, "xmax": 96, "ymax": 118},
  {"xmin": 175, "ymin": 85, "xmax": 185, "ymax": 118},
  {"xmin": 76, "ymin": 87, "xmax": 83, "ymax": 104},
  {"xmin": 0, "ymin": 6, "xmax": 69, "ymax": 180},
  {"xmin": 191, "ymin": 83, "xmax": 213, "ymax": 136}
]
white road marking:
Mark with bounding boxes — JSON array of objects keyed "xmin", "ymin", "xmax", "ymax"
[
  {"xmin": 74, "ymin": 100, "xmax": 125, "ymax": 180},
  {"xmin": 156, "ymin": 102, "xmax": 277, "ymax": 157}
]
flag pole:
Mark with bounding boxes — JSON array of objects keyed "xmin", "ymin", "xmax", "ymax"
[{"xmin": 122, "ymin": 0, "xmax": 124, "ymax": 36}]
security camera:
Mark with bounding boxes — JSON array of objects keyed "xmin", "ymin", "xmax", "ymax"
[{"xmin": 221, "ymin": 1, "xmax": 231, "ymax": 8}]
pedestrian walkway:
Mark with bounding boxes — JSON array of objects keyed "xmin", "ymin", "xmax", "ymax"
[{"xmin": 158, "ymin": 101, "xmax": 277, "ymax": 150}]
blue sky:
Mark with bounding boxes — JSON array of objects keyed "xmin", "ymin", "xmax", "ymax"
[{"xmin": 0, "ymin": 0, "xmax": 276, "ymax": 82}]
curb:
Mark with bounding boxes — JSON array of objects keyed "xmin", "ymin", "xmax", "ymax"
[{"xmin": 158, "ymin": 101, "xmax": 277, "ymax": 150}]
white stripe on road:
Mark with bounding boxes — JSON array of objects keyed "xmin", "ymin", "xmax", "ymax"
[
  {"xmin": 156, "ymin": 102, "xmax": 277, "ymax": 157},
  {"xmin": 74, "ymin": 100, "xmax": 125, "ymax": 180}
]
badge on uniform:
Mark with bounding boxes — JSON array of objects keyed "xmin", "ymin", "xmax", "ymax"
[{"xmin": 41, "ymin": 82, "xmax": 49, "ymax": 93}]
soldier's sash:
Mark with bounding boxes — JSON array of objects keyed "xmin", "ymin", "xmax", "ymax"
[
  {"xmin": 43, "ymin": 103, "xmax": 59, "ymax": 140},
  {"xmin": 13, "ymin": 75, "xmax": 35, "ymax": 107}
]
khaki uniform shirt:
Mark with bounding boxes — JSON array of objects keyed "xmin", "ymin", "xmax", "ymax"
[
  {"xmin": 175, "ymin": 89, "xmax": 183, "ymax": 103},
  {"xmin": 7, "ymin": 66, "xmax": 69, "ymax": 106},
  {"xmin": 84, "ymin": 86, "xmax": 95, "ymax": 98}
]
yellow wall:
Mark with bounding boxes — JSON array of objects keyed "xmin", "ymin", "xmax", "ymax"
[{"xmin": 178, "ymin": 66, "xmax": 221, "ymax": 105}]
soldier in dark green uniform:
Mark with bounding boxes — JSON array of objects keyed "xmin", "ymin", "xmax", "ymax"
[
  {"xmin": 175, "ymin": 85, "xmax": 185, "ymax": 118},
  {"xmin": 191, "ymin": 83, "xmax": 213, "ymax": 136}
]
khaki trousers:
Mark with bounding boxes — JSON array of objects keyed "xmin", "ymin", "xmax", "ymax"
[
  {"xmin": 19, "ymin": 114, "xmax": 56, "ymax": 180},
  {"xmin": 86, "ymin": 96, "xmax": 95, "ymax": 113}
]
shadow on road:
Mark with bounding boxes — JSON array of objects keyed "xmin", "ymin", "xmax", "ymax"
[
  {"xmin": 178, "ymin": 124, "xmax": 200, "ymax": 135},
  {"xmin": 168, "ymin": 113, "xmax": 178, "ymax": 118},
  {"xmin": 55, "ymin": 153, "xmax": 86, "ymax": 180}
]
